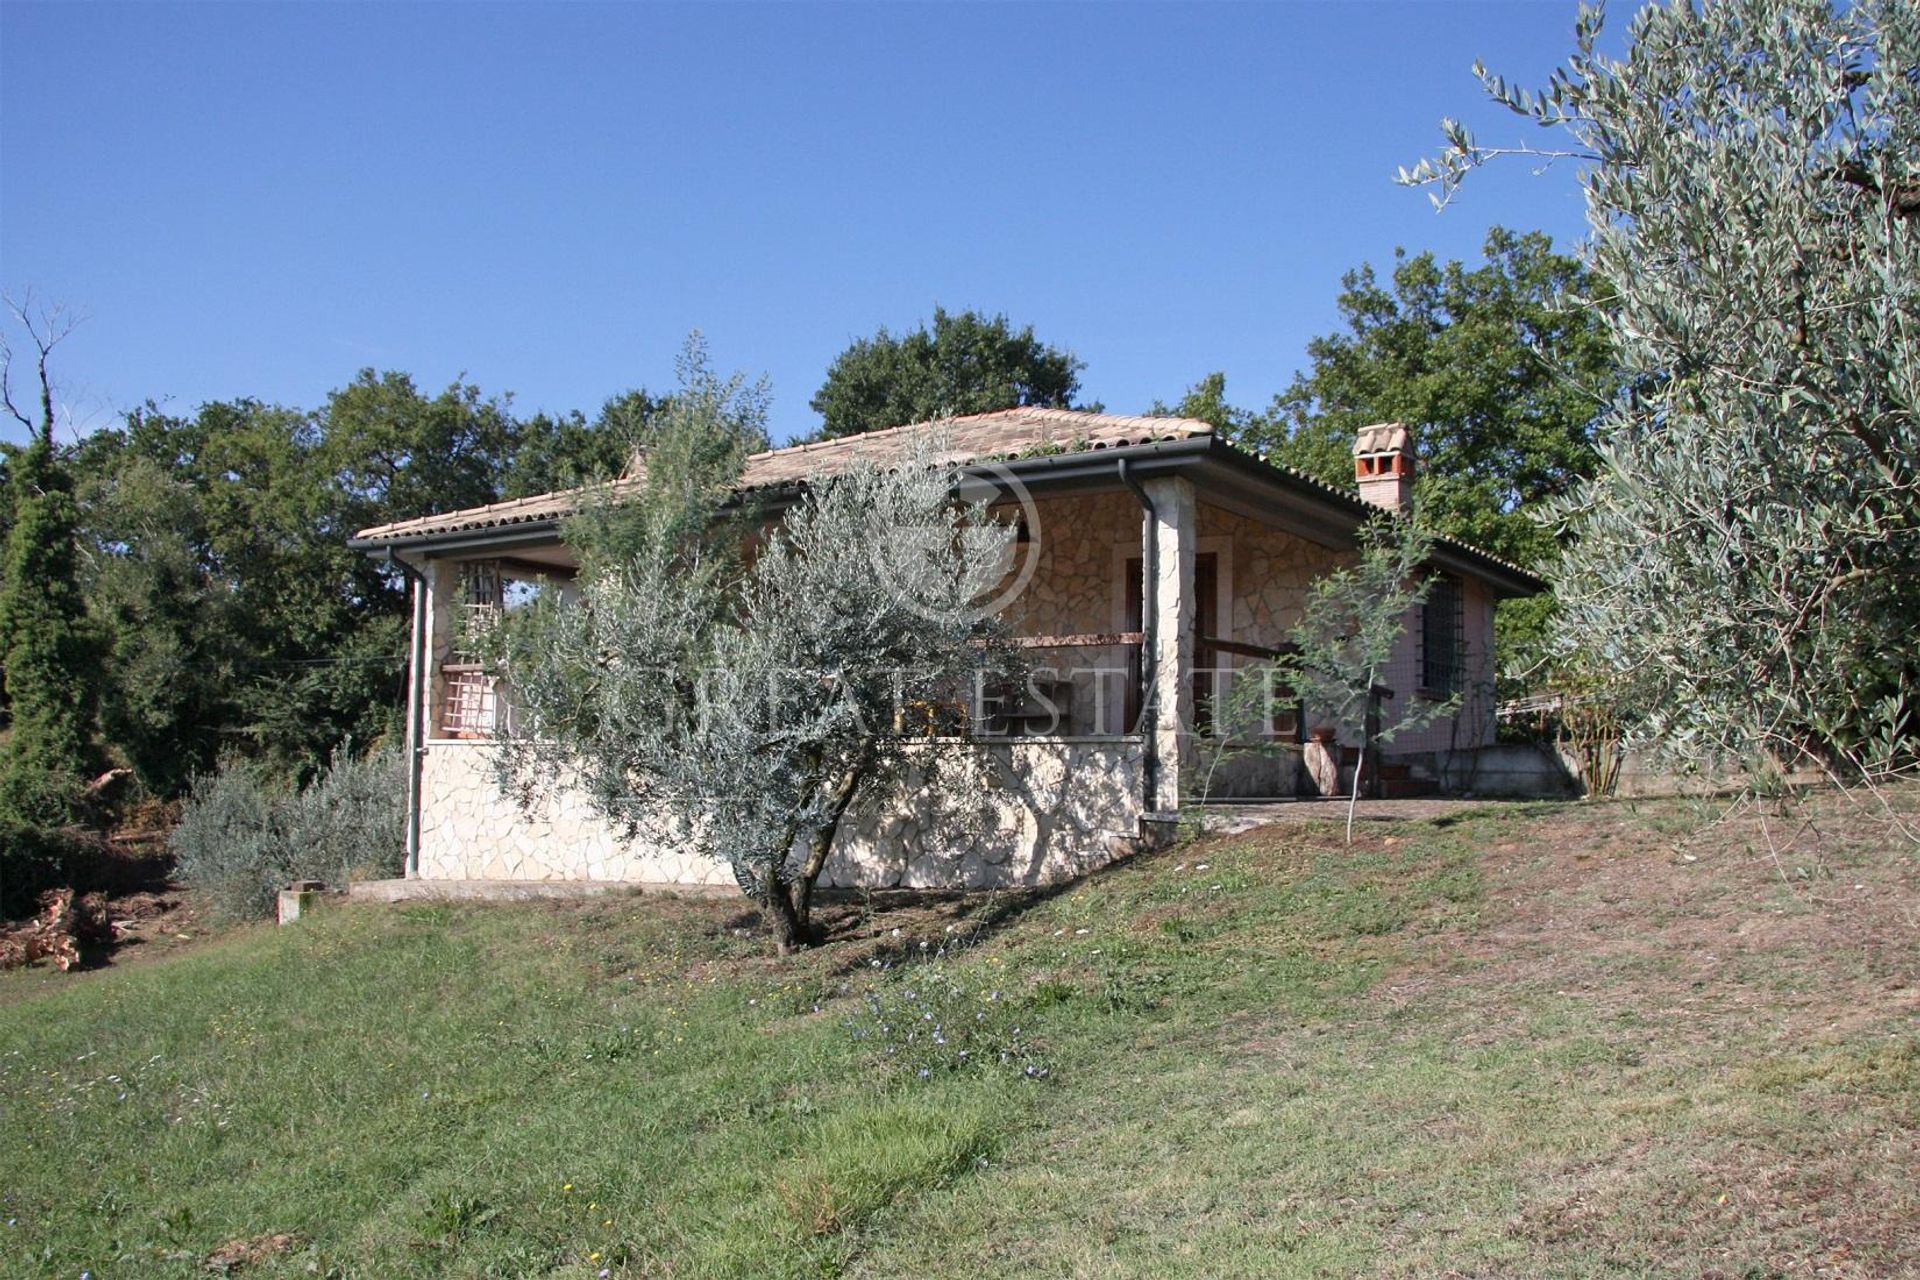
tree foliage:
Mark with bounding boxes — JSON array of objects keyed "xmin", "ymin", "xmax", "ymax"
[
  {"xmin": 503, "ymin": 390, "xmax": 663, "ymax": 500},
  {"xmin": 810, "ymin": 307, "xmax": 1085, "ymax": 440},
  {"xmin": 71, "ymin": 396, "xmax": 406, "ymax": 786},
  {"xmin": 0, "ymin": 304, "xmax": 97, "ymax": 829},
  {"xmin": 1247, "ymin": 228, "xmax": 1617, "ymax": 573},
  {"xmin": 0, "ymin": 440, "xmax": 98, "ymax": 827},
  {"xmin": 494, "ymin": 344, "xmax": 1020, "ymax": 952},
  {"xmin": 1155, "ymin": 232, "xmax": 1617, "ymax": 671},
  {"xmin": 54, "ymin": 367, "xmax": 646, "ymax": 794},
  {"xmin": 1147, "ymin": 372, "xmax": 1257, "ymax": 435},
  {"xmin": 1406, "ymin": 0, "xmax": 1920, "ymax": 784}
]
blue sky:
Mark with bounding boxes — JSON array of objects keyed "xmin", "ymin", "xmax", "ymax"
[{"xmin": 0, "ymin": 1, "xmax": 1600, "ymax": 447}]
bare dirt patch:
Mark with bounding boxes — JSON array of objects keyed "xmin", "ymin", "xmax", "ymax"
[
  {"xmin": 1379, "ymin": 793, "xmax": 1919, "ymax": 1043},
  {"xmin": 1355, "ymin": 790, "xmax": 1920, "ymax": 1276},
  {"xmin": 205, "ymin": 1230, "xmax": 304, "ymax": 1273}
]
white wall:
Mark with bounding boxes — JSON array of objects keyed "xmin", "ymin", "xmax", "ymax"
[{"xmin": 415, "ymin": 737, "xmax": 1146, "ymax": 890}]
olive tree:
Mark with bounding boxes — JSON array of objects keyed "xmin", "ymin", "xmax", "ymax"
[
  {"xmin": 1403, "ymin": 0, "xmax": 1920, "ymax": 791},
  {"xmin": 490, "ymin": 344, "xmax": 1021, "ymax": 952}
]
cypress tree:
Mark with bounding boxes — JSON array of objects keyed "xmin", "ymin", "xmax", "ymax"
[{"xmin": 0, "ymin": 438, "xmax": 96, "ymax": 828}]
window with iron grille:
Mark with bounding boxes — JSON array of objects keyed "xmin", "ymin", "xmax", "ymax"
[
  {"xmin": 1421, "ymin": 574, "xmax": 1464, "ymax": 697},
  {"xmin": 451, "ymin": 560, "xmax": 503, "ymax": 664}
]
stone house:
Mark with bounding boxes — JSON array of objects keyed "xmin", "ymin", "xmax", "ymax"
[{"xmin": 350, "ymin": 408, "xmax": 1541, "ymax": 890}]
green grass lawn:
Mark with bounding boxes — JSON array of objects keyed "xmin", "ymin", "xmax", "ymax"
[{"xmin": 3, "ymin": 795, "xmax": 1915, "ymax": 1278}]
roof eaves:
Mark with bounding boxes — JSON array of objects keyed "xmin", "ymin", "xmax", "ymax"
[{"xmin": 348, "ymin": 422, "xmax": 1545, "ymax": 596}]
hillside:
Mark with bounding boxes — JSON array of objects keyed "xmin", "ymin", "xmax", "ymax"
[{"xmin": 2, "ymin": 794, "xmax": 1915, "ymax": 1278}]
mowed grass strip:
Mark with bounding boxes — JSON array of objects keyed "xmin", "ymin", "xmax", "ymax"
[{"xmin": 3, "ymin": 792, "xmax": 1915, "ymax": 1278}]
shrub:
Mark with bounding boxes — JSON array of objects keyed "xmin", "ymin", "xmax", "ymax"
[{"xmin": 170, "ymin": 745, "xmax": 403, "ymax": 922}]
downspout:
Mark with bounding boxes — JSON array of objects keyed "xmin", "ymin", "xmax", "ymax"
[
  {"xmin": 388, "ymin": 548, "xmax": 428, "ymax": 879},
  {"xmin": 1118, "ymin": 458, "xmax": 1158, "ymax": 810}
]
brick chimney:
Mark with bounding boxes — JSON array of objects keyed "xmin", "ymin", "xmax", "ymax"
[{"xmin": 1353, "ymin": 423, "xmax": 1414, "ymax": 512}]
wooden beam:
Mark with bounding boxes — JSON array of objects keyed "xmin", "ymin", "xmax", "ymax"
[{"xmin": 1199, "ymin": 635, "xmax": 1295, "ymax": 661}]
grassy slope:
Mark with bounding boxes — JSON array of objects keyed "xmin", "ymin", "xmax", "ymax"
[{"xmin": 2, "ymin": 796, "xmax": 1915, "ymax": 1279}]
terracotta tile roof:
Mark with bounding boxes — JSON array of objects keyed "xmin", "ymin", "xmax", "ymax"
[
  {"xmin": 350, "ymin": 406, "xmax": 1213, "ymax": 545},
  {"xmin": 1353, "ymin": 422, "xmax": 1411, "ymax": 456}
]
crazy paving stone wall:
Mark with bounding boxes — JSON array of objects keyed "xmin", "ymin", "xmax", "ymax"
[
  {"xmin": 415, "ymin": 738, "xmax": 1145, "ymax": 888},
  {"xmin": 995, "ymin": 491, "xmax": 1141, "ymax": 735}
]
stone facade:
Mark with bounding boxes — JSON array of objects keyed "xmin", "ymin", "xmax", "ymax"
[
  {"xmin": 998, "ymin": 491, "xmax": 1141, "ymax": 736},
  {"xmin": 1000, "ymin": 490, "xmax": 1138, "ymax": 637},
  {"xmin": 415, "ymin": 737, "xmax": 1143, "ymax": 889},
  {"xmin": 819, "ymin": 737, "xmax": 1145, "ymax": 889},
  {"xmin": 1386, "ymin": 571, "xmax": 1499, "ymax": 755},
  {"xmin": 1200, "ymin": 503, "xmax": 1352, "ymax": 648},
  {"xmin": 417, "ymin": 746, "xmax": 732, "ymax": 884},
  {"xmin": 1194, "ymin": 501, "xmax": 1499, "ymax": 757}
]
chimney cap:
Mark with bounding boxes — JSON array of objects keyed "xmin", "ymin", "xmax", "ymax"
[{"xmin": 1353, "ymin": 422, "xmax": 1412, "ymax": 457}]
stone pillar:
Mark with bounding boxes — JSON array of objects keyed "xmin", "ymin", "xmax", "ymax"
[
  {"xmin": 1142, "ymin": 476, "xmax": 1195, "ymax": 812},
  {"xmin": 402, "ymin": 568, "xmax": 427, "ymax": 878},
  {"xmin": 277, "ymin": 880, "xmax": 325, "ymax": 925}
]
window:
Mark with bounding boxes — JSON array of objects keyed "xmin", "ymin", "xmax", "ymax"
[
  {"xmin": 451, "ymin": 560, "xmax": 504, "ymax": 664},
  {"xmin": 1421, "ymin": 575, "xmax": 1463, "ymax": 697},
  {"xmin": 438, "ymin": 560, "xmax": 515, "ymax": 738}
]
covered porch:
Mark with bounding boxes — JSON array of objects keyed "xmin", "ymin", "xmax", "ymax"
[{"xmin": 419, "ymin": 475, "xmax": 1385, "ymax": 815}]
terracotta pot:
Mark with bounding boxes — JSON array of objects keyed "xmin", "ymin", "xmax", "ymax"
[{"xmin": 1302, "ymin": 731, "xmax": 1340, "ymax": 797}]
